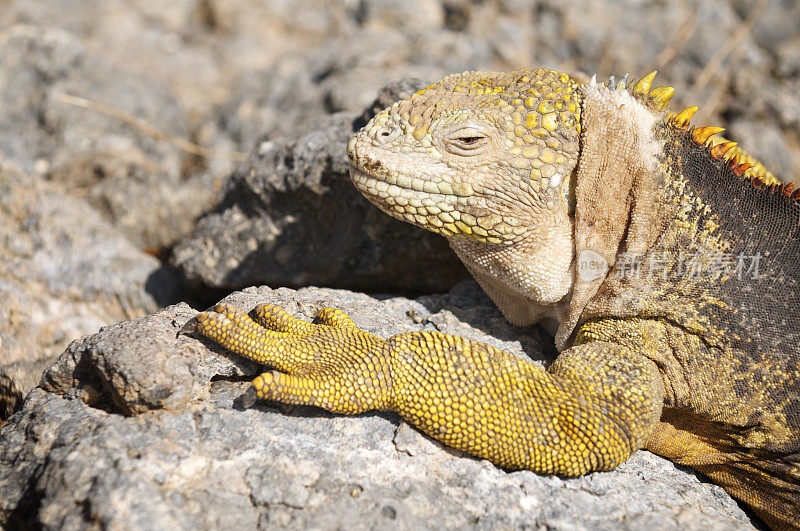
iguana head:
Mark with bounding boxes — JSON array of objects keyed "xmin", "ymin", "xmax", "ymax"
[
  {"xmin": 347, "ymin": 69, "xmax": 582, "ymax": 324},
  {"xmin": 347, "ymin": 69, "xmax": 580, "ymax": 245}
]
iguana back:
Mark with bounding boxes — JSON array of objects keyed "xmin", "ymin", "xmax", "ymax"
[{"xmin": 571, "ymin": 77, "xmax": 800, "ymax": 525}]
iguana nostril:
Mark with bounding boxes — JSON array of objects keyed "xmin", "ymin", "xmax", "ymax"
[{"xmin": 374, "ymin": 125, "xmax": 400, "ymax": 144}]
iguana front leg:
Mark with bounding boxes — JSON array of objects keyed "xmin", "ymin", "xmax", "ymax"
[{"xmin": 192, "ymin": 304, "xmax": 664, "ymax": 475}]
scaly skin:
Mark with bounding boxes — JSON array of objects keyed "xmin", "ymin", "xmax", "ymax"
[
  {"xmin": 193, "ymin": 69, "xmax": 800, "ymax": 528},
  {"xmin": 196, "ymin": 303, "xmax": 661, "ymax": 474}
]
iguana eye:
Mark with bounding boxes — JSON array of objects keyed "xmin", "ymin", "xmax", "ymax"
[{"xmin": 446, "ymin": 130, "xmax": 489, "ymax": 155}]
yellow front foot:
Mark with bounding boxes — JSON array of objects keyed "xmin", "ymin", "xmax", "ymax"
[
  {"xmin": 188, "ymin": 303, "xmax": 662, "ymax": 476},
  {"xmin": 191, "ymin": 303, "xmax": 393, "ymax": 414}
]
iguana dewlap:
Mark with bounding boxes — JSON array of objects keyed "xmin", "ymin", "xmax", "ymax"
[{"xmin": 193, "ymin": 69, "xmax": 800, "ymax": 528}]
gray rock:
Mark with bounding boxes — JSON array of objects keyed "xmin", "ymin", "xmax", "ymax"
[
  {"xmin": 0, "ymin": 284, "xmax": 754, "ymax": 529},
  {"xmin": 0, "ymin": 24, "xmax": 186, "ymax": 178},
  {"xmin": 0, "ymin": 165, "xmax": 174, "ymax": 423},
  {"xmin": 0, "ymin": 23, "xmax": 216, "ymax": 417},
  {"xmin": 171, "ymin": 105, "xmax": 470, "ymax": 294},
  {"xmin": 0, "ymin": 24, "xmax": 220, "ymax": 250},
  {"xmin": 0, "ymin": 356, "xmax": 56, "ymax": 424},
  {"xmin": 45, "ymin": 149, "xmax": 221, "ymax": 251},
  {"xmin": 731, "ymin": 0, "xmax": 800, "ymax": 52}
]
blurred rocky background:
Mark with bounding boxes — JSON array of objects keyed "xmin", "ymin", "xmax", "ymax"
[{"xmin": 0, "ymin": 0, "xmax": 797, "ymax": 527}]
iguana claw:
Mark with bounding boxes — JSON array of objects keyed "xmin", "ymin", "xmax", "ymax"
[{"xmin": 192, "ymin": 303, "xmax": 393, "ymax": 414}]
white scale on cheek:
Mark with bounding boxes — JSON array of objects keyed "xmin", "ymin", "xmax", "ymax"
[{"xmin": 548, "ymin": 172, "xmax": 563, "ymax": 188}]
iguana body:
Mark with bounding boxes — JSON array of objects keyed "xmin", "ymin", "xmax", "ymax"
[{"xmin": 193, "ymin": 69, "xmax": 800, "ymax": 528}]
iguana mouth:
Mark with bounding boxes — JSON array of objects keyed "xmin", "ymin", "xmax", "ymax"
[
  {"xmin": 349, "ymin": 166, "xmax": 470, "ymax": 231},
  {"xmin": 349, "ymin": 166, "xmax": 519, "ymax": 245},
  {"xmin": 347, "ymin": 126, "xmax": 488, "ymax": 239},
  {"xmin": 346, "ymin": 132, "xmax": 475, "ymax": 201},
  {"xmin": 349, "ymin": 165, "xmax": 474, "ymax": 198}
]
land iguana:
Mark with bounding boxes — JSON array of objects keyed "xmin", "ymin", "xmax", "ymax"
[{"xmin": 189, "ymin": 69, "xmax": 800, "ymax": 528}]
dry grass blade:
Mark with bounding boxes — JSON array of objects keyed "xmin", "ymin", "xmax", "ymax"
[
  {"xmin": 692, "ymin": 0, "xmax": 769, "ymax": 98},
  {"xmin": 57, "ymin": 93, "xmax": 249, "ymax": 162}
]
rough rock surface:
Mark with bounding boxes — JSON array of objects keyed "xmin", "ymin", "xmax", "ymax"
[
  {"xmin": 0, "ymin": 24, "xmax": 219, "ymax": 250},
  {"xmin": 0, "ymin": 165, "xmax": 175, "ymax": 424},
  {"xmin": 172, "ymin": 81, "xmax": 470, "ymax": 293},
  {"xmin": 0, "ymin": 284, "xmax": 754, "ymax": 529},
  {"xmin": 0, "ymin": 24, "xmax": 214, "ymax": 421}
]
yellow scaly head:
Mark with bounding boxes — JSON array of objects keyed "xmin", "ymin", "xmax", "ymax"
[{"xmin": 347, "ymin": 68, "xmax": 582, "ymax": 245}]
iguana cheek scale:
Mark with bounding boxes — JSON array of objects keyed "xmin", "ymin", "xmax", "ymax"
[{"xmin": 190, "ymin": 69, "xmax": 800, "ymax": 529}]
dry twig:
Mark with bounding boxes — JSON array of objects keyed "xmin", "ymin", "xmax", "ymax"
[{"xmin": 57, "ymin": 93, "xmax": 249, "ymax": 162}]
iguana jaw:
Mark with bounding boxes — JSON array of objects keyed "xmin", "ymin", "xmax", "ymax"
[
  {"xmin": 347, "ymin": 69, "xmax": 581, "ymax": 246},
  {"xmin": 348, "ymin": 151, "xmax": 575, "ymax": 322},
  {"xmin": 347, "ymin": 163, "xmax": 484, "ymax": 240}
]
